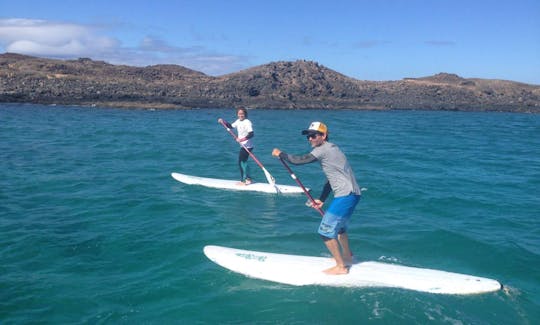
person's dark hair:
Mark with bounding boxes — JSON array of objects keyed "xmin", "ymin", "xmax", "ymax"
[{"xmin": 237, "ymin": 107, "xmax": 248, "ymax": 118}]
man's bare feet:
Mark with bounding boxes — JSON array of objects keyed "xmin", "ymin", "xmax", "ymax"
[{"xmin": 323, "ymin": 265, "xmax": 349, "ymax": 275}]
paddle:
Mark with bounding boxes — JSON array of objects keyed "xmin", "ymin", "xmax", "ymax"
[
  {"xmin": 278, "ymin": 157, "xmax": 325, "ymax": 216},
  {"xmin": 219, "ymin": 119, "xmax": 277, "ymax": 188}
]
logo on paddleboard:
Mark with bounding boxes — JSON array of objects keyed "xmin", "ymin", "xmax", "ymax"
[{"xmin": 236, "ymin": 253, "xmax": 267, "ymax": 262}]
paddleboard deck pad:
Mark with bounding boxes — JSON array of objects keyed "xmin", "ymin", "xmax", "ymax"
[
  {"xmin": 203, "ymin": 245, "xmax": 502, "ymax": 295},
  {"xmin": 171, "ymin": 172, "xmax": 306, "ymax": 194}
]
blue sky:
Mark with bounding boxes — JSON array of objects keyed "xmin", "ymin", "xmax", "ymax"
[{"xmin": 1, "ymin": 0, "xmax": 539, "ymax": 84}]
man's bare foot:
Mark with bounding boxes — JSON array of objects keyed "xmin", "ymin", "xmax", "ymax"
[
  {"xmin": 323, "ymin": 265, "xmax": 349, "ymax": 275},
  {"xmin": 236, "ymin": 181, "xmax": 246, "ymax": 186}
]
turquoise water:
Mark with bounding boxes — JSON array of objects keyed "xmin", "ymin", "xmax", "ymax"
[{"xmin": 1, "ymin": 103, "xmax": 539, "ymax": 324}]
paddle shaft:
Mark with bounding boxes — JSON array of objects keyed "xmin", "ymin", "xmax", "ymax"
[
  {"xmin": 278, "ymin": 157, "xmax": 324, "ymax": 216},
  {"xmin": 219, "ymin": 119, "xmax": 276, "ymax": 185}
]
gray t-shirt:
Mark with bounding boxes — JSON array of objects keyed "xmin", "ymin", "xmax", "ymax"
[{"xmin": 311, "ymin": 141, "xmax": 360, "ymax": 197}]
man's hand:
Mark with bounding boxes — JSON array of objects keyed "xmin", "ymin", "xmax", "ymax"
[{"xmin": 306, "ymin": 199, "xmax": 324, "ymax": 209}]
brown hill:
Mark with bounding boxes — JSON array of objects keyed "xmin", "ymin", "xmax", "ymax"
[{"xmin": 0, "ymin": 53, "xmax": 538, "ymax": 112}]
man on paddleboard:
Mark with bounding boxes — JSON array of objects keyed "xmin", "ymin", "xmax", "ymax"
[
  {"xmin": 218, "ymin": 107, "xmax": 254, "ymax": 185},
  {"xmin": 272, "ymin": 121, "xmax": 361, "ymax": 275}
]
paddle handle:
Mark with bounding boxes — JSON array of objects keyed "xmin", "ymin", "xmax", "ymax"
[{"xmin": 278, "ymin": 157, "xmax": 324, "ymax": 216}]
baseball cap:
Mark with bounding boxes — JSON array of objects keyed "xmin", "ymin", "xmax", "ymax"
[{"xmin": 301, "ymin": 121, "xmax": 328, "ymax": 135}]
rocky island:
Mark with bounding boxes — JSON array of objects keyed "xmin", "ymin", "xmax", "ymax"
[{"xmin": 0, "ymin": 52, "xmax": 538, "ymax": 113}]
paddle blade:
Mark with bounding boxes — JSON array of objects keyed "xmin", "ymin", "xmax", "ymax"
[{"xmin": 262, "ymin": 168, "xmax": 276, "ymax": 186}]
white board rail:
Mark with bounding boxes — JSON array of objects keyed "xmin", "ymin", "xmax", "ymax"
[
  {"xmin": 203, "ymin": 245, "xmax": 502, "ymax": 295},
  {"xmin": 171, "ymin": 172, "xmax": 306, "ymax": 194}
]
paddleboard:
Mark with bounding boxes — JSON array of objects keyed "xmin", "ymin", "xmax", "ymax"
[
  {"xmin": 171, "ymin": 172, "xmax": 306, "ymax": 194},
  {"xmin": 203, "ymin": 245, "xmax": 502, "ymax": 295}
]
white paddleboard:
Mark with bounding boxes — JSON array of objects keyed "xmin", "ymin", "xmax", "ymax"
[
  {"xmin": 204, "ymin": 245, "xmax": 502, "ymax": 295},
  {"xmin": 171, "ymin": 172, "xmax": 306, "ymax": 194}
]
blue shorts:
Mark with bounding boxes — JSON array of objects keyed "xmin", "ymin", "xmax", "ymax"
[{"xmin": 318, "ymin": 194, "xmax": 360, "ymax": 239}]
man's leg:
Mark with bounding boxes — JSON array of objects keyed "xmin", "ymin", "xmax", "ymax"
[
  {"xmin": 338, "ymin": 232, "xmax": 353, "ymax": 265},
  {"xmin": 322, "ymin": 237, "xmax": 349, "ymax": 275}
]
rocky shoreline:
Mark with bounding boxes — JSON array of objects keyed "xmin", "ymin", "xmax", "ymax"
[{"xmin": 1, "ymin": 53, "xmax": 539, "ymax": 113}]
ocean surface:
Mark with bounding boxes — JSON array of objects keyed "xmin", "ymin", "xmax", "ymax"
[{"xmin": 1, "ymin": 103, "xmax": 539, "ymax": 324}]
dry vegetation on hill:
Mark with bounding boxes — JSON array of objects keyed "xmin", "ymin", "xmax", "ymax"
[{"xmin": 1, "ymin": 53, "xmax": 538, "ymax": 112}]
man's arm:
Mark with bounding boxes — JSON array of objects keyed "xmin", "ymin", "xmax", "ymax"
[
  {"xmin": 318, "ymin": 181, "xmax": 332, "ymax": 202},
  {"xmin": 278, "ymin": 152, "xmax": 317, "ymax": 165}
]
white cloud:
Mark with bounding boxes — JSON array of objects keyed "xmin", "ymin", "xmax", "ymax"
[
  {"xmin": 0, "ymin": 18, "xmax": 249, "ymax": 76},
  {"xmin": 7, "ymin": 39, "xmax": 86, "ymax": 56},
  {"xmin": 0, "ymin": 18, "xmax": 118, "ymax": 57}
]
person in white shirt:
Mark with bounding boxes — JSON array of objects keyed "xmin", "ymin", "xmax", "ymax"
[{"xmin": 218, "ymin": 107, "xmax": 254, "ymax": 185}]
